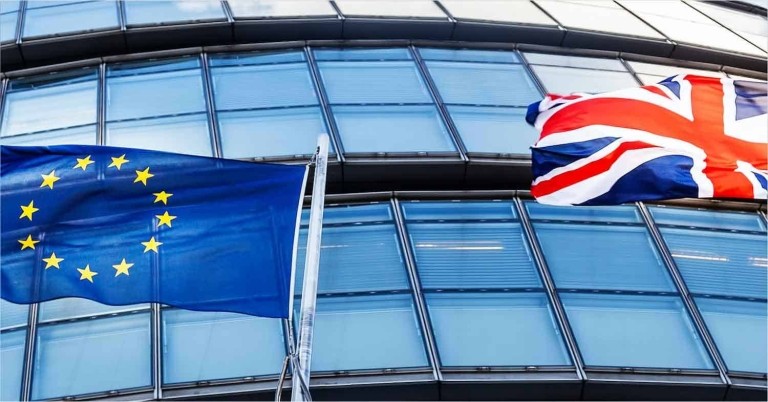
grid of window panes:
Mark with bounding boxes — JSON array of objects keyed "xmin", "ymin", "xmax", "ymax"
[{"xmin": 1, "ymin": 199, "xmax": 766, "ymax": 399}]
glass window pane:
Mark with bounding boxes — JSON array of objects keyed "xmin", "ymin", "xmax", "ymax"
[
  {"xmin": 125, "ymin": 0, "xmax": 225, "ymax": 26},
  {"xmin": 0, "ymin": 125, "xmax": 97, "ymax": 146},
  {"xmin": 688, "ymin": 0, "xmax": 768, "ymax": 52},
  {"xmin": 309, "ymin": 295, "xmax": 428, "ymax": 371},
  {"xmin": 318, "ymin": 61, "xmax": 431, "ymax": 104},
  {"xmin": 218, "ymin": 107, "xmax": 328, "ymax": 159},
  {"xmin": 211, "ymin": 60, "xmax": 318, "ymax": 110},
  {"xmin": 228, "ymin": 0, "xmax": 337, "ymax": 18},
  {"xmin": 535, "ymin": 0, "xmax": 663, "ymax": 39},
  {"xmin": 107, "ymin": 59, "xmax": 206, "ymax": 121},
  {"xmin": 526, "ymin": 203, "xmax": 642, "ymax": 223},
  {"xmin": 695, "ymin": 298, "xmax": 767, "ymax": 373},
  {"xmin": 425, "ymin": 61, "xmax": 540, "ymax": 106},
  {"xmin": 1, "ymin": 71, "xmax": 98, "ymax": 138},
  {"xmin": 402, "ymin": 201, "xmax": 517, "ymax": 220},
  {"xmin": 1, "ymin": 300, "xmax": 29, "ymax": 329},
  {"xmin": 314, "ymin": 48, "xmax": 411, "ymax": 61},
  {"xmin": 106, "ymin": 114, "xmax": 213, "ymax": 157},
  {"xmin": 32, "ymin": 314, "xmax": 151, "ymax": 399},
  {"xmin": 628, "ymin": 61, "xmax": 725, "ymax": 85},
  {"xmin": 427, "ymin": 293, "xmax": 570, "ymax": 367},
  {"xmin": 409, "ymin": 222, "xmax": 540, "ymax": 289},
  {"xmin": 163, "ymin": 309, "xmax": 284, "ymax": 383},
  {"xmin": 211, "ymin": 51, "xmax": 305, "ymax": 66},
  {"xmin": 534, "ymin": 223, "xmax": 674, "ymax": 292},
  {"xmin": 650, "ymin": 206, "xmax": 765, "ymax": 232},
  {"xmin": 0, "ymin": 1, "xmax": 20, "ymax": 43},
  {"xmin": 439, "ymin": 0, "xmax": 555, "ymax": 25},
  {"xmin": 561, "ymin": 294, "xmax": 714, "ymax": 369},
  {"xmin": 448, "ymin": 106, "xmax": 538, "ymax": 154},
  {"xmin": 333, "ymin": 105, "xmax": 455, "ymax": 153},
  {"xmin": 303, "ymin": 203, "xmax": 393, "ymax": 225},
  {"xmin": 39, "ymin": 298, "xmax": 147, "ymax": 322},
  {"xmin": 524, "ymin": 53, "xmax": 627, "ymax": 71},
  {"xmin": 1, "ymin": 329, "xmax": 25, "ymax": 402},
  {"xmin": 23, "ymin": 0, "xmax": 119, "ymax": 38},
  {"xmin": 660, "ymin": 229, "xmax": 767, "ymax": 299},
  {"xmin": 530, "ymin": 65, "xmax": 638, "ymax": 94},
  {"xmin": 335, "ymin": 0, "xmax": 446, "ymax": 18}
]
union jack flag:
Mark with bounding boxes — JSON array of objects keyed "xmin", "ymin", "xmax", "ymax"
[{"xmin": 526, "ymin": 74, "xmax": 767, "ymax": 205}]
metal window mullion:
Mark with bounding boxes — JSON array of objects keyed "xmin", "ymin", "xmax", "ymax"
[
  {"xmin": 221, "ymin": 0, "xmax": 235, "ymax": 23},
  {"xmin": 20, "ymin": 303, "xmax": 38, "ymax": 402},
  {"xmin": 682, "ymin": 0, "xmax": 764, "ymax": 54},
  {"xmin": 151, "ymin": 303, "xmax": 163, "ymax": 399},
  {"xmin": 304, "ymin": 46, "xmax": 345, "ymax": 161},
  {"xmin": 409, "ymin": 45, "xmax": 468, "ymax": 162},
  {"xmin": 0, "ymin": 78, "xmax": 8, "ymax": 134},
  {"xmin": 391, "ymin": 197, "xmax": 442, "ymax": 381},
  {"xmin": 636, "ymin": 202, "xmax": 731, "ymax": 385},
  {"xmin": 97, "ymin": 62, "xmax": 106, "ymax": 145},
  {"xmin": 612, "ymin": 0, "xmax": 674, "ymax": 45},
  {"xmin": 117, "ymin": 0, "xmax": 127, "ymax": 31},
  {"xmin": 512, "ymin": 198, "xmax": 587, "ymax": 381},
  {"xmin": 619, "ymin": 56, "xmax": 645, "ymax": 86},
  {"xmin": 15, "ymin": 0, "xmax": 26, "ymax": 44},
  {"xmin": 200, "ymin": 53, "xmax": 223, "ymax": 158},
  {"xmin": 516, "ymin": 50, "xmax": 550, "ymax": 97}
]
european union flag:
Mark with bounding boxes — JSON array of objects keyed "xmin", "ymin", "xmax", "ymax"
[{"xmin": 1, "ymin": 145, "xmax": 307, "ymax": 318}]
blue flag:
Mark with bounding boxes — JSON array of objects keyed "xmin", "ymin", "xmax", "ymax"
[{"xmin": 1, "ymin": 145, "xmax": 307, "ymax": 318}]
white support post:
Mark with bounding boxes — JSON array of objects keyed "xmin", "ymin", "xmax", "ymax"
[{"xmin": 291, "ymin": 134, "xmax": 329, "ymax": 402}]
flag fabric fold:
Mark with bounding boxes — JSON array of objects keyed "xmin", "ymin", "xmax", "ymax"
[
  {"xmin": 1, "ymin": 145, "xmax": 307, "ymax": 318},
  {"xmin": 526, "ymin": 74, "xmax": 768, "ymax": 206}
]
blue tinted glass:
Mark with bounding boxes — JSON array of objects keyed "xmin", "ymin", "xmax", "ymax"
[
  {"xmin": 526, "ymin": 202, "xmax": 642, "ymax": 223},
  {"xmin": 1, "ymin": 299, "xmax": 29, "ymax": 329},
  {"xmin": 333, "ymin": 105, "xmax": 455, "ymax": 153},
  {"xmin": 124, "ymin": 0, "xmax": 225, "ymax": 26},
  {"xmin": 426, "ymin": 61, "xmax": 540, "ymax": 106},
  {"xmin": 0, "ymin": 125, "xmax": 97, "ymax": 146},
  {"xmin": 0, "ymin": 1, "xmax": 19, "ymax": 43},
  {"xmin": 535, "ymin": 223, "xmax": 674, "ymax": 292},
  {"xmin": 163, "ymin": 309, "xmax": 284, "ymax": 383},
  {"xmin": 314, "ymin": 48, "xmax": 412, "ymax": 61},
  {"xmin": 530, "ymin": 64, "xmax": 638, "ymax": 94},
  {"xmin": 212, "ymin": 62, "xmax": 318, "ymax": 110},
  {"xmin": 301, "ymin": 204, "xmax": 393, "ymax": 225},
  {"xmin": 1, "ymin": 70, "xmax": 98, "ymax": 137},
  {"xmin": 448, "ymin": 106, "xmax": 538, "ymax": 154},
  {"xmin": 419, "ymin": 48, "xmax": 521, "ymax": 63},
  {"xmin": 0, "ymin": 329, "xmax": 25, "ymax": 402},
  {"xmin": 107, "ymin": 59, "xmax": 205, "ymax": 121},
  {"xmin": 295, "ymin": 224, "xmax": 410, "ymax": 294},
  {"xmin": 210, "ymin": 51, "xmax": 305, "ymax": 67},
  {"xmin": 695, "ymin": 298, "xmax": 766, "ymax": 373},
  {"xmin": 661, "ymin": 229, "xmax": 767, "ymax": 299},
  {"xmin": 39, "ymin": 298, "xmax": 147, "ymax": 322},
  {"xmin": 309, "ymin": 294, "xmax": 428, "ymax": 371},
  {"xmin": 32, "ymin": 314, "xmax": 151, "ymax": 399},
  {"xmin": 106, "ymin": 114, "xmax": 213, "ymax": 157},
  {"xmin": 409, "ymin": 222, "xmax": 540, "ymax": 289},
  {"xmin": 427, "ymin": 293, "xmax": 570, "ymax": 367},
  {"xmin": 561, "ymin": 294, "xmax": 714, "ymax": 369},
  {"xmin": 218, "ymin": 108, "xmax": 328, "ymax": 158},
  {"xmin": 402, "ymin": 201, "xmax": 517, "ymax": 220},
  {"xmin": 651, "ymin": 206, "xmax": 766, "ymax": 232},
  {"xmin": 24, "ymin": 0, "xmax": 118, "ymax": 38},
  {"xmin": 318, "ymin": 61, "xmax": 431, "ymax": 104}
]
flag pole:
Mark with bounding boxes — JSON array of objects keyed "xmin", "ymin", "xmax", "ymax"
[{"xmin": 291, "ymin": 133, "xmax": 329, "ymax": 402}]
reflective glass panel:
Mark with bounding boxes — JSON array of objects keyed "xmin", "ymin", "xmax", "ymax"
[
  {"xmin": 332, "ymin": 105, "xmax": 455, "ymax": 153},
  {"xmin": 0, "ymin": 1, "xmax": 19, "ymax": 43},
  {"xmin": 335, "ymin": 0, "xmax": 446, "ymax": 18},
  {"xmin": 163, "ymin": 309, "xmax": 284, "ymax": 383},
  {"xmin": 427, "ymin": 293, "xmax": 570, "ymax": 366},
  {"xmin": 448, "ymin": 106, "xmax": 538, "ymax": 154},
  {"xmin": 425, "ymin": 61, "xmax": 540, "ymax": 106},
  {"xmin": 318, "ymin": 61, "xmax": 431, "ymax": 104},
  {"xmin": 440, "ymin": 0, "xmax": 555, "ymax": 25},
  {"xmin": 650, "ymin": 206, "xmax": 765, "ymax": 232},
  {"xmin": 124, "ymin": 0, "xmax": 225, "ymax": 26},
  {"xmin": 695, "ymin": 298, "xmax": 767, "ymax": 373},
  {"xmin": 228, "ymin": 0, "xmax": 337, "ymax": 18},
  {"xmin": 1, "ymin": 299, "xmax": 29, "ymax": 329},
  {"xmin": 32, "ymin": 313, "xmax": 151, "ymax": 399},
  {"xmin": 561, "ymin": 294, "xmax": 714, "ymax": 369},
  {"xmin": 1, "ymin": 329, "xmax": 25, "ymax": 402},
  {"xmin": 0, "ymin": 125, "xmax": 97, "ymax": 146},
  {"xmin": 39, "ymin": 298, "xmax": 147, "ymax": 322},
  {"xmin": 309, "ymin": 295, "xmax": 428, "ymax": 371},
  {"xmin": 535, "ymin": 0, "xmax": 663, "ymax": 39},
  {"xmin": 24, "ymin": 0, "xmax": 119, "ymax": 38},
  {"xmin": 530, "ymin": 65, "xmax": 638, "ymax": 94},
  {"xmin": 107, "ymin": 114, "xmax": 213, "ymax": 156},
  {"xmin": 314, "ymin": 48, "xmax": 411, "ymax": 61}
]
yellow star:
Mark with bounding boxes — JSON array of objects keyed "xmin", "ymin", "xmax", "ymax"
[
  {"xmin": 19, "ymin": 200, "xmax": 39, "ymax": 221},
  {"xmin": 18, "ymin": 235, "xmax": 39, "ymax": 250},
  {"xmin": 73, "ymin": 155, "xmax": 95, "ymax": 171},
  {"xmin": 156, "ymin": 211, "xmax": 177, "ymax": 228},
  {"xmin": 134, "ymin": 167, "xmax": 154, "ymax": 186},
  {"xmin": 43, "ymin": 252, "xmax": 64, "ymax": 269},
  {"xmin": 109, "ymin": 154, "xmax": 129, "ymax": 170},
  {"xmin": 77, "ymin": 264, "xmax": 98, "ymax": 283},
  {"xmin": 153, "ymin": 191, "xmax": 173, "ymax": 205},
  {"xmin": 142, "ymin": 236, "xmax": 162, "ymax": 253},
  {"xmin": 112, "ymin": 258, "xmax": 134, "ymax": 277},
  {"xmin": 40, "ymin": 170, "xmax": 60, "ymax": 189}
]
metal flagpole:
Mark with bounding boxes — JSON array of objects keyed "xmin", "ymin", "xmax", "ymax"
[{"xmin": 291, "ymin": 133, "xmax": 329, "ymax": 402}]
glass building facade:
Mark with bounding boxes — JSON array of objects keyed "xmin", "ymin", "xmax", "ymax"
[{"xmin": 0, "ymin": 1, "xmax": 766, "ymax": 401}]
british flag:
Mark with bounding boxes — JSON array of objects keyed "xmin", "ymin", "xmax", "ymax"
[{"xmin": 526, "ymin": 74, "xmax": 767, "ymax": 205}]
